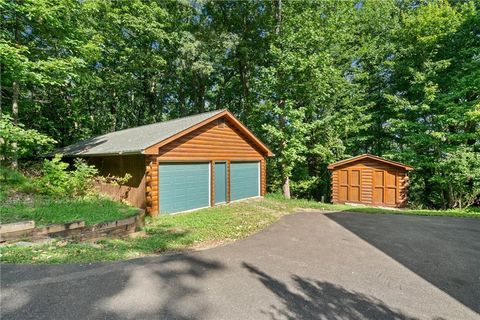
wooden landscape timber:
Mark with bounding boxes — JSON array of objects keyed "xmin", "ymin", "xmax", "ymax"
[{"xmin": 0, "ymin": 211, "xmax": 145, "ymax": 243}]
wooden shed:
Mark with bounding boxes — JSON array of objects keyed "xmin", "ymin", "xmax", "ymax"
[
  {"xmin": 328, "ymin": 154, "xmax": 413, "ymax": 208},
  {"xmin": 59, "ymin": 110, "xmax": 273, "ymax": 215}
]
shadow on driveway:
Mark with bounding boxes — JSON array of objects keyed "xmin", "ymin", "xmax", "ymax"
[
  {"xmin": 325, "ymin": 212, "xmax": 480, "ymax": 314},
  {"xmin": 243, "ymin": 262, "xmax": 414, "ymax": 320},
  {"xmin": 1, "ymin": 254, "xmax": 224, "ymax": 320}
]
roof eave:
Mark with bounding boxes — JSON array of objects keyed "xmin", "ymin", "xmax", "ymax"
[{"xmin": 327, "ymin": 154, "xmax": 413, "ymax": 171}]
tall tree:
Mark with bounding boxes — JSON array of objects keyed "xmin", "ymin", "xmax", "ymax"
[
  {"xmin": 1, "ymin": 0, "xmax": 478, "ymax": 208},
  {"xmin": 1, "ymin": 0, "xmax": 96, "ymax": 146},
  {"xmin": 385, "ymin": 0, "xmax": 479, "ymax": 208}
]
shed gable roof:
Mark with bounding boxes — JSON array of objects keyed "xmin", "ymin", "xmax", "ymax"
[
  {"xmin": 327, "ymin": 154, "xmax": 413, "ymax": 170},
  {"xmin": 57, "ymin": 109, "xmax": 273, "ymax": 157}
]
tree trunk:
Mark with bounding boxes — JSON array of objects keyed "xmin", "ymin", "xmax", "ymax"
[
  {"xmin": 111, "ymin": 90, "xmax": 117, "ymax": 132},
  {"xmin": 282, "ymin": 175, "xmax": 291, "ymax": 199},
  {"xmin": 275, "ymin": 0, "xmax": 290, "ymax": 199},
  {"xmin": 275, "ymin": 0, "xmax": 282, "ymax": 35},
  {"xmin": 11, "ymin": 80, "xmax": 19, "ymax": 169},
  {"xmin": 11, "ymin": 6, "xmax": 20, "ymax": 169}
]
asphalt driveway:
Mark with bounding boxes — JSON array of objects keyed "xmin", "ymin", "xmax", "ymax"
[{"xmin": 1, "ymin": 211, "xmax": 479, "ymax": 320}]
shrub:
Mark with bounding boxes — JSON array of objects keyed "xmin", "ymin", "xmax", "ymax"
[
  {"xmin": 0, "ymin": 165, "xmax": 37, "ymax": 197},
  {"xmin": 0, "ymin": 114, "xmax": 56, "ymax": 165},
  {"xmin": 431, "ymin": 147, "xmax": 480, "ymax": 209},
  {"xmin": 36, "ymin": 155, "xmax": 98, "ymax": 197},
  {"xmin": 0, "ymin": 165, "xmax": 27, "ymax": 186},
  {"xmin": 71, "ymin": 158, "xmax": 99, "ymax": 196}
]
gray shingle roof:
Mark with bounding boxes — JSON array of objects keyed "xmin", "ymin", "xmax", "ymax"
[{"xmin": 58, "ymin": 109, "xmax": 226, "ymax": 156}]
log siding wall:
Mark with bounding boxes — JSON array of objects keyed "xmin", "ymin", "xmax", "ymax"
[
  {"xmin": 145, "ymin": 118, "xmax": 268, "ymax": 215},
  {"xmin": 153, "ymin": 119, "xmax": 264, "ymax": 161},
  {"xmin": 145, "ymin": 156, "xmax": 159, "ymax": 215},
  {"xmin": 260, "ymin": 159, "xmax": 266, "ymax": 196}
]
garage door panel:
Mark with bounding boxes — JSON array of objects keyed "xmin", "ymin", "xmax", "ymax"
[
  {"xmin": 231, "ymin": 162, "xmax": 259, "ymax": 201},
  {"xmin": 159, "ymin": 163, "xmax": 209, "ymax": 214}
]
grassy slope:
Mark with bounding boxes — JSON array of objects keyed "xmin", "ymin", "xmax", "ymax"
[
  {"xmin": 0, "ymin": 198, "xmax": 139, "ymax": 226},
  {"xmin": 1, "ymin": 195, "xmax": 478, "ymax": 264},
  {"xmin": 0, "ymin": 167, "xmax": 138, "ymax": 226}
]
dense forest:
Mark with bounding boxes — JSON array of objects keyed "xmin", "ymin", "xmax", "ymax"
[{"xmin": 1, "ymin": 0, "xmax": 479, "ymax": 209}]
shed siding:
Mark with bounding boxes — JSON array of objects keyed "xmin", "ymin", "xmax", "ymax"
[
  {"xmin": 85, "ymin": 155, "xmax": 146, "ymax": 209},
  {"xmin": 330, "ymin": 158, "xmax": 409, "ymax": 208},
  {"xmin": 145, "ymin": 118, "xmax": 267, "ymax": 215},
  {"xmin": 361, "ymin": 169, "xmax": 373, "ymax": 203}
]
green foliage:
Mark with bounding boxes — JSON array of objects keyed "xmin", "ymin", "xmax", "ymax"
[
  {"xmin": 289, "ymin": 176, "xmax": 321, "ymax": 200},
  {"xmin": 0, "ymin": 197, "xmax": 138, "ymax": 226},
  {"xmin": 36, "ymin": 155, "xmax": 98, "ymax": 197},
  {"xmin": 99, "ymin": 173, "xmax": 132, "ymax": 186},
  {"xmin": 380, "ymin": 0, "xmax": 480, "ymax": 208},
  {"xmin": 70, "ymin": 158, "xmax": 99, "ymax": 196},
  {"xmin": 0, "ymin": 164, "xmax": 137, "ymax": 227},
  {"xmin": 1, "ymin": 0, "xmax": 479, "ymax": 209},
  {"xmin": 0, "ymin": 165, "xmax": 26, "ymax": 186},
  {"xmin": 432, "ymin": 147, "xmax": 480, "ymax": 209},
  {"xmin": 0, "ymin": 114, "xmax": 56, "ymax": 163},
  {"xmin": 0, "ymin": 166, "xmax": 33, "ymax": 201}
]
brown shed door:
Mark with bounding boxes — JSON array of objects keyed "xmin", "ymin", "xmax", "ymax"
[
  {"xmin": 338, "ymin": 169, "xmax": 361, "ymax": 203},
  {"xmin": 373, "ymin": 170, "xmax": 384, "ymax": 203},
  {"xmin": 339, "ymin": 170, "xmax": 348, "ymax": 202},
  {"xmin": 349, "ymin": 170, "xmax": 361, "ymax": 202},
  {"xmin": 374, "ymin": 170, "xmax": 398, "ymax": 205},
  {"xmin": 385, "ymin": 171, "xmax": 397, "ymax": 205}
]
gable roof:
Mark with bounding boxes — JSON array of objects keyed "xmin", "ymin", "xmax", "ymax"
[
  {"xmin": 327, "ymin": 154, "xmax": 413, "ymax": 170},
  {"xmin": 57, "ymin": 109, "xmax": 273, "ymax": 157}
]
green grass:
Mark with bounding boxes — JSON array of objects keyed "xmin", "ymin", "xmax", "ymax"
[
  {"xmin": 1, "ymin": 194, "xmax": 478, "ymax": 264},
  {"xmin": 0, "ymin": 166, "xmax": 33, "ymax": 202},
  {"xmin": 0, "ymin": 197, "xmax": 139, "ymax": 226},
  {"xmin": 0, "ymin": 166, "xmax": 138, "ymax": 226},
  {"xmin": 0, "ymin": 198, "xmax": 290, "ymax": 263},
  {"xmin": 265, "ymin": 193, "xmax": 480, "ymax": 218}
]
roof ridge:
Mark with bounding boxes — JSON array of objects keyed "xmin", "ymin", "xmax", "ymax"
[
  {"xmin": 327, "ymin": 154, "xmax": 413, "ymax": 170},
  {"xmin": 102, "ymin": 109, "xmax": 226, "ymax": 136}
]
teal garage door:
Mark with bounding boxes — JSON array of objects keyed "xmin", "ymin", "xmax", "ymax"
[
  {"xmin": 159, "ymin": 163, "xmax": 210, "ymax": 214},
  {"xmin": 215, "ymin": 162, "xmax": 227, "ymax": 204},
  {"xmin": 231, "ymin": 162, "xmax": 260, "ymax": 201}
]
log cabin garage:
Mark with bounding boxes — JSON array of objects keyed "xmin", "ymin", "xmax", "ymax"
[
  {"xmin": 328, "ymin": 154, "xmax": 413, "ymax": 208},
  {"xmin": 59, "ymin": 110, "xmax": 273, "ymax": 215}
]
